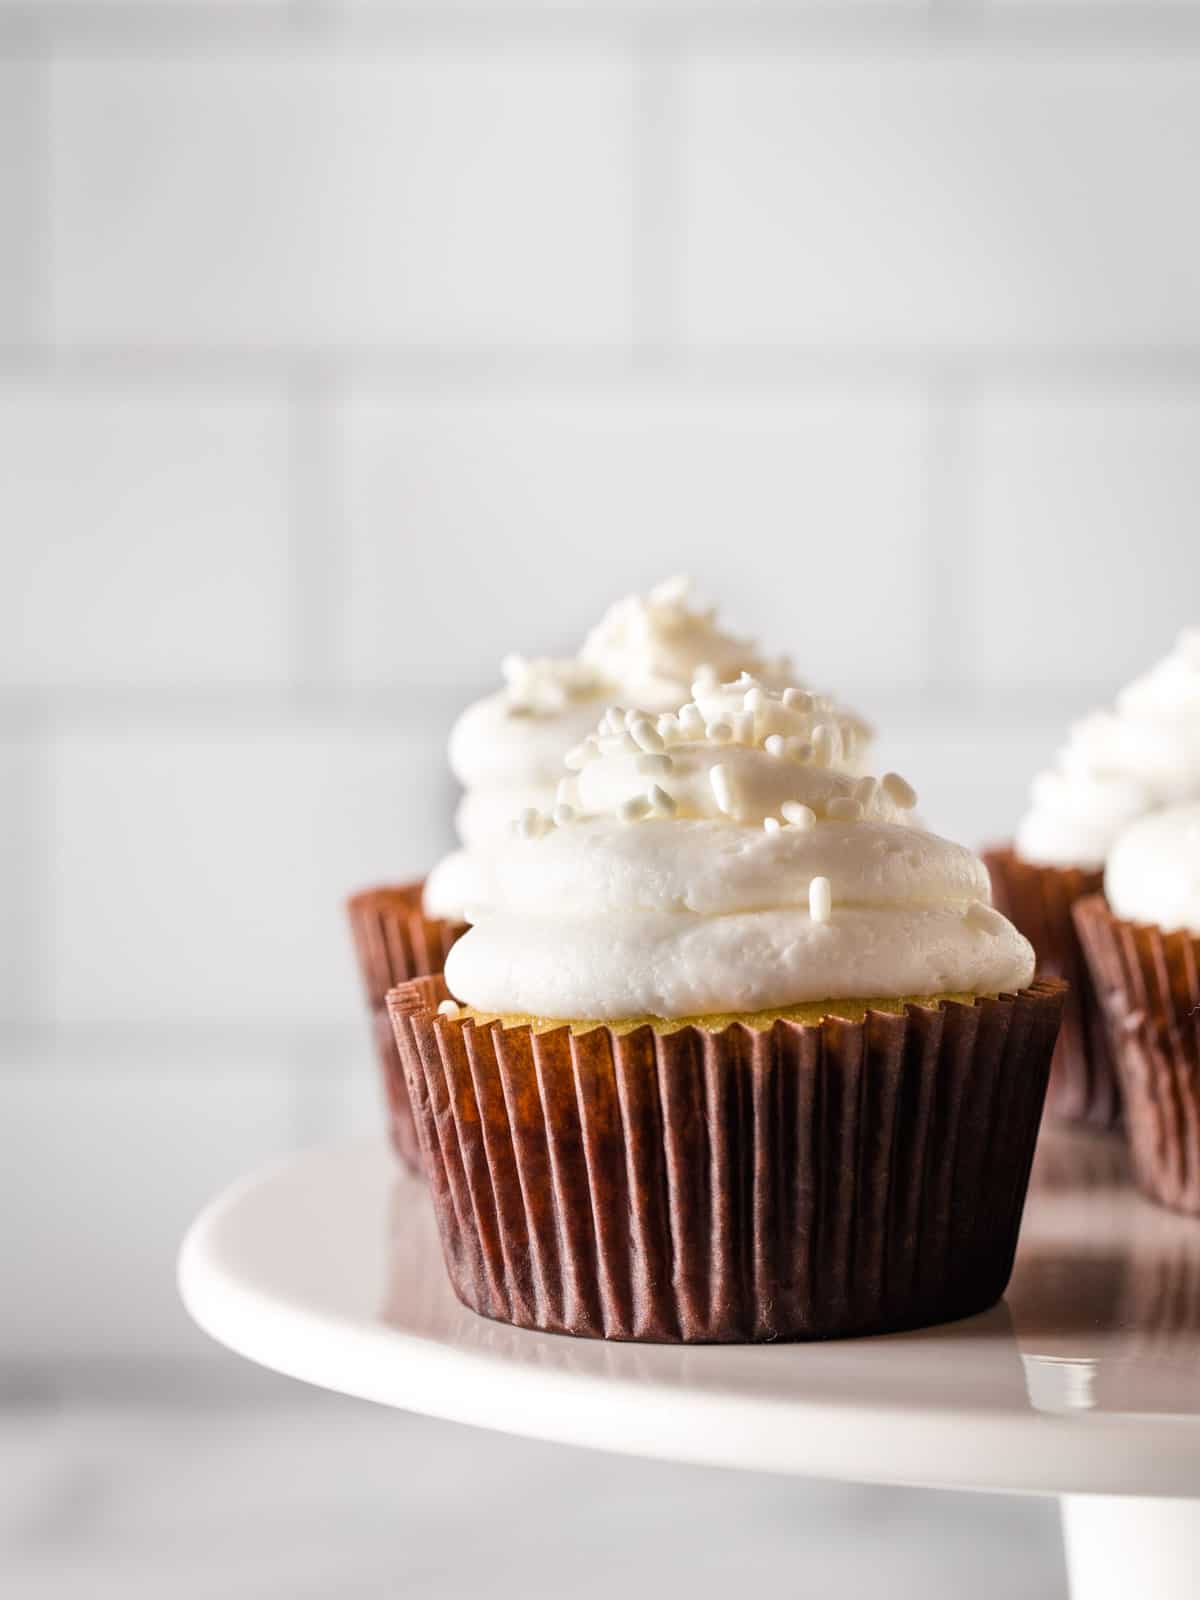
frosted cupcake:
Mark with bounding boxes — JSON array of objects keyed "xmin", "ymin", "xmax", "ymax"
[
  {"xmin": 1075, "ymin": 804, "xmax": 1200, "ymax": 1215},
  {"xmin": 355, "ymin": 578, "xmax": 863, "ymax": 1168},
  {"xmin": 391, "ymin": 678, "xmax": 1061, "ymax": 1343},
  {"xmin": 345, "ymin": 886, "xmax": 467, "ymax": 1167},
  {"xmin": 422, "ymin": 575, "xmax": 848, "ymax": 923},
  {"xmin": 986, "ymin": 629, "xmax": 1200, "ymax": 1129}
]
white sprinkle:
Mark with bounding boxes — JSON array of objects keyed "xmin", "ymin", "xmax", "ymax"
[
  {"xmin": 553, "ymin": 803, "xmax": 575, "ymax": 827},
  {"xmin": 810, "ymin": 724, "xmax": 838, "ymax": 767},
  {"xmin": 730, "ymin": 711, "xmax": 755, "ymax": 744},
  {"xmin": 648, "ymin": 784, "xmax": 677, "ymax": 816},
  {"xmin": 437, "ymin": 1000, "xmax": 459, "ymax": 1018},
  {"xmin": 826, "ymin": 797, "xmax": 864, "ymax": 823},
  {"xmin": 679, "ymin": 703, "xmax": 705, "ymax": 739},
  {"xmin": 564, "ymin": 743, "xmax": 589, "ymax": 772},
  {"xmin": 967, "ymin": 899, "xmax": 1007, "ymax": 935},
  {"xmin": 618, "ymin": 794, "xmax": 652, "ymax": 823},
  {"xmin": 882, "ymin": 771, "xmax": 918, "ymax": 810},
  {"xmin": 734, "ymin": 670, "xmax": 755, "ymax": 688},
  {"xmin": 620, "ymin": 732, "xmax": 640, "ymax": 755},
  {"xmin": 624, "ymin": 707, "xmax": 642, "ymax": 731},
  {"xmin": 706, "ymin": 720, "xmax": 733, "ymax": 743},
  {"xmin": 764, "ymin": 734, "xmax": 786, "ymax": 758},
  {"xmin": 709, "ymin": 763, "xmax": 738, "ymax": 816},
  {"xmin": 604, "ymin": 706, "xmax": 625, "ymax": 734},
  {"xmin": 809, "ymin": 876, "xmax": 833, "ymax": 923},
  {"xmin": 651, "ymin": 574, "xmax": 690, "ymax": 606},
  {"xmin": 853, "ymin": 775, "xmax": 877, "ymax": 807},
  {"xmin": 656, "ymin": 713, "xmax": 680, "ymax": 742},
  {"xmin": 781, "ymin": 801, "xmax": 816, "ymax": 830},
  {"xmin": 743, "ymin": 687, "xmax": 766, "ymax": 713},
  {"xmin": 555, "ymin": 777, "xmax": 574, "ymax": 809},
  {"xmin": 637, "ymin": 752, "xmax": 674, "ymax": 776},
  {"xmin": 763, "ymin": 816, "xmax": 782, "ymax": 834},
  {"xmin": 630, "ymin": 717, "xmax": 666, "ymax": 754},
  {"xmin": 783, "ymin": 688, "xmax": 813, "ymax": 712},
  {"xmin": 516, "ymin": 807, "xmax": 546, "ymax": 840}
]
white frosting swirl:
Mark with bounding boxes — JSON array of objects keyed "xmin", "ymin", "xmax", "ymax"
[
  {"xmin": 1105, "ymin": 802, "xmax": 1200, "ymax": 936},
  {"xmin": 423, "ymin": 579, "xmax": 867, "ymax": 921},
  {"xmin": 445, "ymin": 679, "xmax": 1033, "ymax": 1020},
  {"xmin": 578, "ymin": 574, "xmax": 784, "ymax": 710},
  {"xmin": 1016, "ymin": 629, "xmax": 1200, "ymax": 870}
]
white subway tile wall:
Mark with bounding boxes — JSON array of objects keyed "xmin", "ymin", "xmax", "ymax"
[
  {"xmin": 5, "ymin": 3, "xmax": 1200, "ymax": 1377},
  {"xmin": 964, "ymin": 383, "xmax": 1200, "ymax": 688},
  {"xmin": 47, "ymin": 723, "xmax": 450, "ymax": 1025},
  {"xmin": 0, "ymin": 380, "xmax": 293, "ymax": 686},
  {"xmin": 338, "ymin": 379, "xmax": 930, "ymax": 691},
  {"xmin": 680, "ymin": 51, "xmax": 1200, "ymax": 350},
  {"xmin": 51, "ymin": 53, "xmax": 637, "ymax": 349},
  {"xmin": 0, "ymin": 1064, "xmax": 300, "ymax": 1363}
]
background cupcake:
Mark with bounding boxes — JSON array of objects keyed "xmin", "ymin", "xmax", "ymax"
[
  {"xmin": 1075, "ymin": 802, "xmax": 1200, "ymax": 1215},
  {"xmin": 391, "ymin": 677, "xmax": 1060, "ymax": 1343},
  {"xmin": 986, "ymin": 627, "xmax": 1200, "ymax": 1129},
  {"xmin": 422, "ymin": 574, "xmax": 843, "ymax": 923},
  {"xmin": 351, "ymin": 575, "xmax": 839, "ymax": 1166},
  {"xmin": 344, "ymin": 885, "xmax": 467, "ymax": 1167}
]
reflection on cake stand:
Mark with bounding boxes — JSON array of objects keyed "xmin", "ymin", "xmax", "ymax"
[
  {"xmin": 1009, "ymin": 1130, "xmax": 1200, "ymax": 1600},
  {"xmin": 180, "ymin": 1128, "xmax": 1200, "ymax": 1600}
]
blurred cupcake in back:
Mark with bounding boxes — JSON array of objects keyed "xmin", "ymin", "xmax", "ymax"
[
  {"xmin": 986, "ymin": 628, "xmax": 1200, "ymax": 1129},
  {"xmin": 345, "ymin": 885, "xmax": 467, "ymax": 1168},
  {"xmin": 353, "ymin": 576, "xmax": 864, "ymax": 1169},
  {"xmin": 1075, "ymin": 803, "xmax": 1200, "ymax": 1215},
  {"xmin": 423, "ymin": 576, "xmax": 867, "ymax": 923}
]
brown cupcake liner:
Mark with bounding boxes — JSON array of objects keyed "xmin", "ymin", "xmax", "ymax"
[
  {"xmin": 983, "ymin": 846, "xmax": 1119, "ymax": 1130},
  {"xmin": 1074, "ymin": 894, "xmax": 1200, "ymax": 1215},
  {"xmin": 346, "ymin": 882, "xmax": 467, "ymax": 1169},
  {"xmin": 387, "ymin": 976, "xmax": 1064, "ymax": 1343}
]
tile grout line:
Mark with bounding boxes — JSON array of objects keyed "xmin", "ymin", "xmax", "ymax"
[
  {"xmin": 8, "ymin": 707, "xmax": 57, "ymax": 1034},
  {"xmin": 286, "ymin": 365, "xmax": 343, "ymax": 699},
  {"xmin": 923, "ymin": 367, "xmax": 973, "ymax": 695},
  {"xmin": 30, "ymin": 19, "xmax": 50, "ymax": 351},
  {"xmin": 630, "ymin": 27, "xmax": 681, "ymax": 367},
  {"xmin": 9, "ymin": 3, "xmax": 1200, "ymax": 52},
  {"xmin": 9, "ymin": 344, "xmax": 1200, "ymax": 387}
]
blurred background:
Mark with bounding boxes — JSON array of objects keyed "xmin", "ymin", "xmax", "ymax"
[{"xmin": 5, "ymin": 0, "xmax": 1200, "ymax": 1594}]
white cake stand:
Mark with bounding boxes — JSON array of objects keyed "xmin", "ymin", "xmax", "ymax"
[{"xmin": 179, "ymin": 1127, "xmax": 1200, "ymax": 1600}]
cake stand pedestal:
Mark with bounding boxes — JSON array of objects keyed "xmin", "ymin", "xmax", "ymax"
[{"xmin": 179, "ymin": 1130, "xmax": 1200, "ymax": 1600}]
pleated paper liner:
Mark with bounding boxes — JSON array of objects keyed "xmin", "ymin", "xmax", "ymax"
[
  {"xmin": 1073, "ymin": 894, "xmax": 1200, "ymax": 1216},
  {"xmin": 388, "ymin": 976, "xmax": 1065, "ymax": 1344},
  {"xmin": 983, "ymin": 846, "xmax": 1119, "ymax": 1130},
  {"xmin": 346, "ymin": 882, "xmax": 467, "ymax": 1169}
]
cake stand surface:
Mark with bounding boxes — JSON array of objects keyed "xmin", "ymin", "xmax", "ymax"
[{"xmin": 180, "ymin": 1128, "xmax": 1200, "ymax": 1600}]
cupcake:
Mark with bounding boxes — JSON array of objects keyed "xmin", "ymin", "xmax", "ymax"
[
  {"xmin": 352, "ymin": 577, "xmax": 828, "ymax": 1168},
  {"xmin": 345, "ymin": 885, "xmax": 467, "ymax": 1166},
  {"xmin": 1075, "ymin": 803, "xmax": 1200, "ymax": 1216},
  {"xmin": 422, "ymin": 575, "xmax": 859, "ymax": 924},
  {"xmin": 986, "ymin": 628, "xmax": 1200, "ymax": 1129},
  {"xmin": 359, "ymin": 576, "xmax": 869, "ymax": 1167},
  {"xmin": 390, "ymin": 676, "xmax": 1061, "ymax": 1343}
]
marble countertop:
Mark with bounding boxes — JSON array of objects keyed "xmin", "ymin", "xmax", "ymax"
[{"xmin": 3, "ymin": 1387, "xmax": 1065, "ymax": 1599}]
